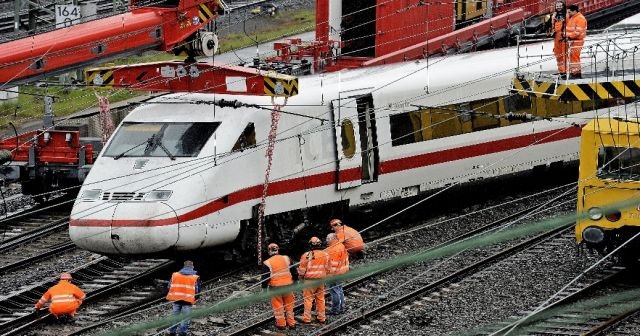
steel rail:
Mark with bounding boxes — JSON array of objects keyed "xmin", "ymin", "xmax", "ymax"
[
  {"xmin": 0, "ymin": 258, "xmax": 174, "ymax": 336},
  {"xmin": 316, "ymin": 226, "xmax": 574, "ymax": 335},
  {"xmin": 65, "ymin": 263, "xmax": 253, "ymax": 336}
]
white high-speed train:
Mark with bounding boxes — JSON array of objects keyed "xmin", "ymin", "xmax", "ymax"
[{"xmin": 69, "ymin": 26, "xmax": 639, "ymax": 256}]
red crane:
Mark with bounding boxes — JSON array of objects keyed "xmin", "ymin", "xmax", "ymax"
[{"xmin": 0, "ymin": 0, "xmax": 223, "ymax": 86}]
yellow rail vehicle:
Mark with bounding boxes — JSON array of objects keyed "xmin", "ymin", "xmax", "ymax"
[{"xmin": 577, "ymin": 117, "xmax": 640, "ymax": 262}]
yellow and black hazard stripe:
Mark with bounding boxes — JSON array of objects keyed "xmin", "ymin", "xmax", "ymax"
[
  {"xmin": 198, "ymin": 3, "xmax": 215, "ymax": 23},
  {"xmin": 264, "ymin": 76, "xmax": 299, "ymax": 97},
  {"xmin": 512, "ymin": 77, "xmax": 640, "ymax": 101},
  {"xmin": 85, "ymin": 68, "xmax": 114, "ymax": 87}
]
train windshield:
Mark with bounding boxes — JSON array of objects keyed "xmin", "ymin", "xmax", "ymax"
[
  {"xmin": 597, "ymin": 146, "xmax": 640, "ymax": 181},
  {"xmin": 103, "ymin": 122, "xmax": 220, "ymax": 158}
]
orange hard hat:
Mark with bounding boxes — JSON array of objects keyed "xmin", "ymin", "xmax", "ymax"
[
  {"xmin": 60, "ymin": 272, "xmax": 72, "ymax": 280},
  {"xmin": 309, "ymin": 236, "xmax": 322, "ymax": 246},
  {"xmin": 329, "ymin": 219, "xmax": 342, "ymax": 226},
  {"xmin": 268, "ymin": 243, "xmax": 279, "ymax": 251}
]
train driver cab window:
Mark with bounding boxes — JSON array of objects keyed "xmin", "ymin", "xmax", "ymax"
[
  {"xmin": 103, "ymin": 122, "xmax": 220, "ymax": 158},
  {"xmin": 597, "ymin": 146, "xmax": 640, "ymax": 181},
  {"xmin": 341, "ymin": 119, "xmax": 356, "ymax": 159},
  {"xmin": 232, "ymin": 123, "xmax": 256, "ymax": 152}
]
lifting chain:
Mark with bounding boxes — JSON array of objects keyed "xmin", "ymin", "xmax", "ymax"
[
  {"xmin": 257, "ymin": 96, "xmax": 288, "ymax": 264},
  {"xmin": 95, "ymin": 92, "xmax": 114, "ymax": 144}
]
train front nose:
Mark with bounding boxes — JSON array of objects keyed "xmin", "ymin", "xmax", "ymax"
[{"xmin": 70, "ymin": 202, "xmax": 179, "ymax": 255}]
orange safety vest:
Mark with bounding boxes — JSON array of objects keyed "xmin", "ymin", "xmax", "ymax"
[
  {"xmin": 325, "ymin": 241, "xmax": 349, "ymax": 275},
  {"xmin": 166, "ymin": 272, "xmax": 199, "ymax": 304},
  {"xmin": 35, "ymin": 280, "xmax": 85, "ymax": 315},
  {"xmin": 298, "ymin": 250, "xmax": 329, "ymax": 279},
  {"xmin": 264, "ymin": 255, "xmax": 294, "ymax": 287},
  {"xmin": 566, "ymin": 12, "xmax": 587, "ymax": 40},
  {"xmin": 552, "ymin": 16, "xmax": 564, "ymax": 36},
  {"xmin": 335, "ymin": 225, "xmax": 365, "ymax": 253}
]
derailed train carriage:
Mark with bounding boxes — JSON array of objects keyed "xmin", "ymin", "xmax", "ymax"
[{"xmin": 69, "ymin": 24, "xmax": 639, "ymax": 258}]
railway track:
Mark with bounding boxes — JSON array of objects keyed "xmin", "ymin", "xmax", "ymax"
[
  {"xmin": 0, "ymin": 202, "xmax": 76, "ymax": 276},
  {"xmin": 317, "ymin": 230, "xmax": 621, "ymax": 336},
  {"xmin": 478, "ymin": 266, "xmax": 629, "ymax": 336},
  {"xmin": 66, "ymin": 264, "xmax": 253, "ymax": 336},
  {"xmin": 222, "ymin": 189, "xmax": 575, "ymax": 336},
  {"xmin": 0, "ymin": 257, "xmax": 174, "ymax": 336},
  {"xmin": 0, "ymin": 209, "xmax": 69, "ymax": 249}
]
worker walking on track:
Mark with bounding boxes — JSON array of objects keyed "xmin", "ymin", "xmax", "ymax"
[
  {"xmin": 329, "ymin": 218, "xmax": 366, "ymax": 258},
  {"xmin": 298, "ymin": 237, "xmax": 330, "ymax": 324},
  {"xmin": 551, "ymin": 1, "xmax": 568, "ymax": 78},
  {"xmin": 34, "ymin": 272, "xmax": 85, "ymax": 322},
  {"xmin": 565, "ymin": 4, "xmax": 587, "ymax": 79},
  {"xmin": 325, "ymin": 233, "xmax": 349, "ymax": 315},
  {"xmin": 166, "ymin": 260, "xmax": 200, "ymax": 336},
  {"xmin": 262, "ymin": 243, "xmax": 297, "ymax": 330}
]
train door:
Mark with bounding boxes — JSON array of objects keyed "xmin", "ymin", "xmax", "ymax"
[{"xmin": 332, "ymin": 92, "xmax": 378, "ymax": 190}]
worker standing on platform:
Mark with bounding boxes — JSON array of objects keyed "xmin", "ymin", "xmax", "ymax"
[
  {"xmin": 298, "ymin": 237, "xmax": 330, "ymax": 324},
  {"xmin": 262, "ymin": 243, "xmax": 297, "ymax": 330},
  {"xmin": 166, "ymin": 260, "xmax": 200, "ymax": 336},
  {"xmin": 34, "ymin": 272, "xmax": 85, "ymax": 322},
  {"xmin": 329, "ymin": 218, "xmax": 366, "ymax": 258},
  {"xmin": 565, "ymin": 4, "xmax": 587, "ymax": 79},
  {"xmin": 325, "ymin": 233, "xmax": 349, "ymax": 315},
  {"xmin": 551, "ymin": 1, "xmax": 568, "ymax": 78}
]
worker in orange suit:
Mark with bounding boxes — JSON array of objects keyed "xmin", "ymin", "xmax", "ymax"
[
  {"xmin": 565, "ymin": 4, "xmax": 587, "ymax": 78},
  {"xmin": 329, "ymin": 218, "xmax": 366, "ymax": 258},
  {"xmin": 551, "ymin": 1, "xmax": 568, "ymax": 77},
  {"xmin": 262, "ymin": 243, "xmax": 297, "ymax": 330},
  {"xmin": 35, "ymin": 272, "xmax": 85, "ymax": 322},
  {"xmin": 166, "ymin": 260, "xmax": 200, "ymax": 336},
  {"xmin": 325, "ymin": 233, "xmax": 349, "ymax": 315},
  {"xmin": 298, "ymin": 237, "xmax": 330, "ymax": 324}
]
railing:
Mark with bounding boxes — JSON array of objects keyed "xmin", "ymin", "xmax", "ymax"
[{"xmin": 515, "ymin": 27, "xmax": 640, "ymax": 82}]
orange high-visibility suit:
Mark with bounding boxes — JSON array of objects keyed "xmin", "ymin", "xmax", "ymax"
[
  {"xmin": 166, "ymin": 272, "xmax": 199, "ymax": 304},
  {"xmin": 335, "ymin": 225, "xmax": 365, "ymax": 254},
  {"xmin": 326, "ymin": 240, "xmax": 349, "ymax": 276},
  {"xmin": 298, "ymin": 249, "xmax": 330, "ymax": 323},
  {"xmin": 263, "ymin": 254, "xmax": 296, "ymax": 328},
  {"xmin": 566, "ymin": 12, "xmax": 587, "ymax": 76},
  {"xmin": 552, "ymin": 14, "xmax": 567, "ymax": 74},
  {"xmin": 35, "ymin": 280, "xmax": 85, "ymax": 317}
]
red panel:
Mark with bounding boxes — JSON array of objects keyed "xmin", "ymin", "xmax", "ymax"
[
  {"xmin": 364, "ymin": 9, "xmax": 525, "ymax": 67},
  {"xmin": 316, "ymin": 0, "xmax": 330, "ymax": 43},
  {"xmin": 96, "ymin": 61, "xmax": 275, "ymax": 95},
  {"xmin": 0, "ymin": 130, "xmax": 93, "ymax": 164},
  {"xmin": 375, "ymin": 0, "xmax": 454, "ymax": 57}
]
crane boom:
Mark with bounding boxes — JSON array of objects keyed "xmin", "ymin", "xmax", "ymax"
[{"xmin": 0, "ymin": 0, "xmax": 221, "ymax": 86}]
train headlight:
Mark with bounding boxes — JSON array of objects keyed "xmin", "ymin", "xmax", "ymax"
[
  {"xmin": 80, "ymin": 189, "xmax": 101, "ymax": 201},
  {"xmin": 605, "ymin": 209, "xmax": 622, "ymax": 222},
  {"xmin": 145, "ymin": 190, "xmax": 172, "ymax": 201},
  {"xmin": 583, "ymin": 227, "xmax": 605, "ymax": 244},
  {"xmin": 588, "ymin": 207, "xmax": 603, "ymax": 220}
]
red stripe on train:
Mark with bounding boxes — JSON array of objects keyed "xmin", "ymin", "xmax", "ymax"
[{"xmin": 69, "ymin": 127, "xmax": 582, "ymax": 228}]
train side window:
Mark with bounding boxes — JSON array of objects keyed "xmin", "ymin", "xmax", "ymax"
[
  {"xmin": 341, "ymin": 119, "xmax": 357, "ymax": 159},
  {"xmin": 232, "ymin": 123, "xmax": 256, "ymax": 152}
]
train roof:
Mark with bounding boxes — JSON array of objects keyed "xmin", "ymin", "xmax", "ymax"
[
  {"xmin": 583, "ymin": 106, "xmax": 640, "ymax": 134},
  {"xmin": 607, "ymin": 11, "xmax": 640, "ymax": 31}
]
